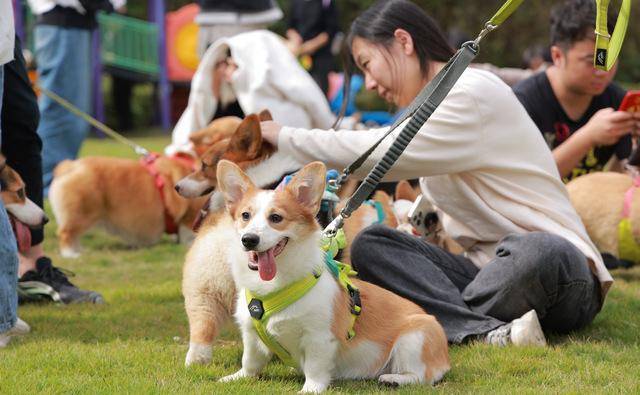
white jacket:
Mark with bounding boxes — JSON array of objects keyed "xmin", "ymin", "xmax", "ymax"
[
  {"xmin": 0, "ymin": 0, "xmax": 15, "ymax": 66},
  {"xmin": 278, "ymin": 68, "xmax": 613, "ymax": 296},
  {"xmin": 166, "ymin": 30, "xmax": 336, "ymax": 155}
]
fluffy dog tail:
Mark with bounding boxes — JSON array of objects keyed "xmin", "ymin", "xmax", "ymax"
[{"xmin": 53, "ymin": 160, "xmax": 76, "ymax": 178}]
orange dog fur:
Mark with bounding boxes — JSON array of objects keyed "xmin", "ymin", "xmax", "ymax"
[
  {"xmin": 0, "ymin": 155, "xmax": 48, "ymax": 228},
  {"xmin": 566, "ymin": 171, "xmax": 640, "ymax": 262},
  {"xmin": 49, "ymin": 156, "xmax": 208, "ymax": 258},
  {"xmin": 189, "ymin": 116, "xmax": 242, "ymax": 157}
]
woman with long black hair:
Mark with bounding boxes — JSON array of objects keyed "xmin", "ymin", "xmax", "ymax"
[{"xmin": 260, "ymin": 0, "xmax": 608, "ymax": 346}]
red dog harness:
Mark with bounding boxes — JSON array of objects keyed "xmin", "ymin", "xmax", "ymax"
[{"xmin": 140, "ymin": 153, "xmax": 196, "ymax": 235}]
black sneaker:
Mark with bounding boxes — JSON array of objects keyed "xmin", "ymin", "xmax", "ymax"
[{"xmin": 18, "ymin": 257, "xmax": 105, "ymax": 304}]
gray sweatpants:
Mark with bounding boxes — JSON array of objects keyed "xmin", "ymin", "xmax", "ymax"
[{"xmin": 351, "ymin": 225, "xmax": 603, "ymax": 344}]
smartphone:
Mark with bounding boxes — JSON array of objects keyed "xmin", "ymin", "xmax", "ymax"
[
  {"xmin": 619, "ymin": 90, "xmax": 640, "ymax": 113},
  {"xmin": 407, "ymin": 195, "xmax": 440, "ymax": 238}
]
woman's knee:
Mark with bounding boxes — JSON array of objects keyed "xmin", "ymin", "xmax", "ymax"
[
  {"xmin": 350, "ymin": 224, "xmax": 390, "ymax": 271},
  {"xmin": 498, "ymin": 232, "xmax": 589, "ymax": 282}
]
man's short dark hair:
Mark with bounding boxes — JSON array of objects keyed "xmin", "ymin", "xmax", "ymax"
[{"xmin": 550, "ymin": 0, "xmax": 616, "ymax": 50}]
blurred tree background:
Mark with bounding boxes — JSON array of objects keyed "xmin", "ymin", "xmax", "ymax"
[
  {"xmin": 329, "ymin": 0, "xmax": 639, "ymax": 83},
  {"xmin": 108, "ymin": 0, "xmax": 640, "ymax": 127},
  {"xmin": 129, "ymin": 0, "xmax": 638, "ymax": 83}
]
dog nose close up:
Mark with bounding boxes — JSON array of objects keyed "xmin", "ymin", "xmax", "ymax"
[
  {"xmin": 241, "ymin": 233, "xmax": 260, "ymax": 250},
  {"xmin": 174, "ymin": 184, "xmax": 181, "ymax": 193},
  {"xmin": 42, "ymin": 215, "xmax": 50, "ymax": 226}
]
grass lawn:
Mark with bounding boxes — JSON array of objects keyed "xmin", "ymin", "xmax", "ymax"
[{"xmin": 2, "ymin": 134, "xmax": 640, "ymax": 394}]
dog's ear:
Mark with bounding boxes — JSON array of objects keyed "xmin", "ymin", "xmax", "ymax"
[
  {"xmin": 227, "ymin": 114, "xmax": 262, "ymax": 159},
  {"xmin": 258, "ymin": 109, "xmax": 273, "ymax": 121},
  {"xmin": 285, "ymin": 162, "xmax": 326, "ymax": 214},
  {"xmin": 217, "ymin": 159, "xmax": 254, "ymax": 209},
  {"xmin": 395, "ymin": 180, "xmax": 418, "ymax": 202}
]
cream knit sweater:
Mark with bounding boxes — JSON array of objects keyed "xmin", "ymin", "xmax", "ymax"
[{"xmin": 278, "ymin": 68, "xmax": 612, "ymax": 295}]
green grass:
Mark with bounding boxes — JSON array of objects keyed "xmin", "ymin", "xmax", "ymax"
[{"xmin": 2, "ymin": 135, "xmax": 640, "ymax": 393}]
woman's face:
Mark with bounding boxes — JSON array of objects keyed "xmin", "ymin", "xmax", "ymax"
[{"xmin": 351, "ymin": 33, "xmax": 425, "ymax": 107}]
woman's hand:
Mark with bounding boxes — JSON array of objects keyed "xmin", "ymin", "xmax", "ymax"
[{"xmin": 260, "ymin": 121, "xmax": 282, "ymax": 147}]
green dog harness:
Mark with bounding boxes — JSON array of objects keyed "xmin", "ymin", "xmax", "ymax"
[{"xmin": 244, "ymin": 229, "xmax": 361, "ymax": 368}]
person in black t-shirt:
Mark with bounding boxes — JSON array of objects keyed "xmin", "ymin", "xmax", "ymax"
[
  {"xmin": 513, "ymin": 0, "xmax": 640, "ymax": 182},
  {"xmin": 286, "ymin": 0, "xmax": 340, "ymax": 96}
]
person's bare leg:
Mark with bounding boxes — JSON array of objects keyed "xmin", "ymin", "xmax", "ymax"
[{"xmin": 18, "ymin": 242, "xmax": 42, "ymax": 277}]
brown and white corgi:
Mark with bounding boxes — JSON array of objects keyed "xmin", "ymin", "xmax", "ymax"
[
  {"xmin": 215, "ymin": 160, "xmax": 450, "ymax": 392},
  {"xmin": 566, "ymin": 171, "xmax": 640, "ymax": 267},
  {"xmin": 48, "ymin": 155, "xmax": 208, "ymax": 258},
  {"xmin": 189, "ymin": 116, "xmax": 243, "ymax": 157},
  {"xmin": 181, "ymin": 114, "xmax": 400, "ymax": 367},
  {"xmin": 0, "ymin": 155, "xmax": 48, "ymax": 229}
]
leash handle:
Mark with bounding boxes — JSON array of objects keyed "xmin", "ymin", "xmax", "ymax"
[{"xmin": 594, "ymin": 0, "xmax": 631, "ymax": 71}]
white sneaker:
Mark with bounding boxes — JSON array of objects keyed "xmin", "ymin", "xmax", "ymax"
[
  {"xmin": 0, "ymin": 317, "xmax": 31, "ymax": 348},
  {"xmin": 486, "ymin": 310, "xmax": 546, "ymax": 347}
]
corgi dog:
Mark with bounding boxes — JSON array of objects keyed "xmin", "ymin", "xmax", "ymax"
[
  {"xmin": 216, "ymin": 160, "xmax": 450, "ymax": 392},
  {"xmin": 175, "ymin": 114, "xmax": 277, "ymax": 199},
  {"xmin": 49, "ymin": 155, "xmax": 208, "ymax": 258},
  {"xmin": 189, "ymin": 116, "xmax": 242, "ymax": 157},
  {"xmin": 181, "ymin": 114, "xmax": 401, "ymax": 367},
  {"xmin": 566, "ymin": 171, "xmax": 640, "ymax": 268},
  {"xmin": 0, "ymin": 155, "xmax": 48, "ymax": 252},
  {"xmin": 393, "ymin": 180, "xmax": 464, "ymax": 254},
  {"xmin": 0, "ymin": 155, "xmax": 48, "ymax": 228},
  {"xmin": 393, "ymin": 180, "xmax": 421, "ymax": 235}
]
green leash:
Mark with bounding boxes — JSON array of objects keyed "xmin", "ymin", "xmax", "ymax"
[{"xmin": 594, "ymin": 0, "xmax": 631, "ymax": 71}]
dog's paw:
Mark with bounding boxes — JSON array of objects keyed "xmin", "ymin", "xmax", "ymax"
[
  {"xmin": 299, "ymin": 379, "xmax": 329, "ymax": 393},
  {"xmin": 185, "ymin": 342, "xmax": 212, "ymax": 366},
  {"xmin": 378, "ymin": 373, "xmax": 421, "ymax": 387},
  {"xmin": 60, "ymin": 248, "xmax": 81, "ymax": 259},
  {"xmin": 219, "ymin": 370, "xmax": 249, "ymax": 383}
]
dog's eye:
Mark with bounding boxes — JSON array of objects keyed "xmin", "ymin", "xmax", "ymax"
[
  {"xmin": 241, "ymin": 212, "xmax": 251, "ymax": 221},
  {"xmin": 269, "ymin": 213, "xmax": 283, "ymax": 223}
]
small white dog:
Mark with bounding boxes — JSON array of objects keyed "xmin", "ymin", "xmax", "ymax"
[{"xmin": 216, "ymin": 160, "xmax": 450, "ymax": 393}]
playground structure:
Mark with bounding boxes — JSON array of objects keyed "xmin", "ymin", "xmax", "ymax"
[
  {"xmin": 12, "ymin": 0, "xmax": 201, "ymax": 130},
  {"xmin": 11, "ymin": 0, "xmax": 393, "ymax": 131}
]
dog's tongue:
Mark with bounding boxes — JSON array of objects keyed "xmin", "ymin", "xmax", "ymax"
[
  {"xmin": 257, "ymin": 248, "xmax": 277, "ymax": 281},
  {"xmin": 9, "ymin": 216, "xmax": 32, "ymax": 254}
]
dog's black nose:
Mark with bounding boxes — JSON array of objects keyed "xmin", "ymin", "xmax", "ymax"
[
  {"xmin": 241, "ymin": 233, "xmax": 260, "ymax": 249},
  {"xmin": 174, "ymin": 184, "xmax": 181, "ymax": 193},
  {"xmin": 42, "ymin": 215, "xmax": 50, "ymax": 226}
]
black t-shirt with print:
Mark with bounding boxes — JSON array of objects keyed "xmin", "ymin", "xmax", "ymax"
[{"xmin": 513, "ymin": 72, "xmax": 630, "ymax": 181}]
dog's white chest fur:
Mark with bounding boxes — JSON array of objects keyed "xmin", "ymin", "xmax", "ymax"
[{"xmin": 235, "ymin": 271, "xmax": 339, "ymax": 366}]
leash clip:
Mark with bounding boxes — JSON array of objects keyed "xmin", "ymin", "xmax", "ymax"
[
  {"xmin": 135, "ymin": 146, "xmax": 150, "ymax": 157},
  {"xmin": 473, "ymin": 22, "xmax": 497, "ymax": 47}
]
